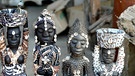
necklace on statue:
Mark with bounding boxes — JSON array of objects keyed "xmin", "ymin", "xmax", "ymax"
[{"xmin": 101, "ymin": 63, "xmax": 116, "ymax": 76}]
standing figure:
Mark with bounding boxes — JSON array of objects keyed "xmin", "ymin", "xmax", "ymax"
[
  {"xmin": 33, "ymin": 9, "xmax": 61, "ymax": 76},
  {"xmin": 93, "ymin": 28, "xmax": 125, "ymax": 76},
  {"xmin": 62, "ymin": 19, "xmax": 90, "ymax": 76},
  {"xmin": 0, "ymin": 6, "xmax": 29, "ymax": 76}
]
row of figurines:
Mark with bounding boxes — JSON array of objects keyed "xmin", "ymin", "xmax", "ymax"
[{"xmin": 0, "ymin": 8, "xmax": 126, "ymax": 76}]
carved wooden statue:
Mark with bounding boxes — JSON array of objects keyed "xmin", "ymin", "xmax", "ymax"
[
  {"xmin": 93, "ymin": 28, "xmax": 125, "ymax": 76},
  {"xmin": 62, "ymin": 19, "xmax": 90, "ymax": 76},
  {"xmin": 0, "ymin": 6, "xmax": 29, "ymax": 76},
  {"xmin": 33, "ymin": 9, "xmax": 61, "ymax": 76}
]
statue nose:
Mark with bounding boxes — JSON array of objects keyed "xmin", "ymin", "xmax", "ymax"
[
  {"xmin": 12, "ymin": 35, "xmax": 16, "ymax": 40},
  {"xmin": 43, "ymin": 31, "xmax": 49, "ymax": 36},
  {"xmin": 76, "ymin": 42, "xmax": 81, "ymax": 48}
]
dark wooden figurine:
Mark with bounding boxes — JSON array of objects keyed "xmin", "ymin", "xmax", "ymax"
[
  {"xmin": 62, "ymin": 19, "xmax": 90, "ymax": 76},
  {"xmin": 33, "ymin": 9, "xmax": 61, "ymax": 76}
]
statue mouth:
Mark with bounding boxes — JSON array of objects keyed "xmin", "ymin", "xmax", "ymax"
[
  {"xmin": 42, "ymin": 37, "xmax": 50, "ymax": 41},
  {"xmin": 74, "ymin": 48, "xmax": 83, "ymax": 52},
  {"xmin": 104, "ymin": 58, "xmax": 113, "ymax": 62},
  {"xmin": 9, "ymin": 41, "xmax": 19, "ymax": 45}
]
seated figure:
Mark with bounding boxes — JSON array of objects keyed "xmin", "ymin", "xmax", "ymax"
[
  {"xmin": 33, "ymin": 9, "xmax": 61, "ymax": 76},
  {"xmin": 62, "ymin": 19, "xmax": 90, "ymax": 76},
  {"xmin": 93, "ymin": 28, "xmax": 125, "ymax": 76},
  {"xmin": 0, "ymin": 7, "xmax": 29, "ymax": 76}
]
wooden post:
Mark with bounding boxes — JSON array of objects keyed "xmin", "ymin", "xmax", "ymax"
[{"xmin": 90, "ymin": 0, "xmax": 101, "ymax": 24}]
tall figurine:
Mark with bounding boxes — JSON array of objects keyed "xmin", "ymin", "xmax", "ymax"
[
  {"xmin": 0, "ymin": 4, "xmax": 29, "ymax": 76},
  {"xmin": 93, "ymin": 28, "xmax": 125, "ymax": 76},
  {"xmin": 62, "ymin": 19, "xmax": 90, "ymax": 76},
  {"xmin": 33, "ymin": 9, "xmax": 61, "ymax": 76}
]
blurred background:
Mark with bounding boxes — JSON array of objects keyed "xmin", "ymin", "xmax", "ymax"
[
  {"xmin": 0, "ymin": 0, "xmax": 122, "ymax": 76},
  {"xmin": 0, "ymin": 0, "xmax": 113, "ymax": 76}
]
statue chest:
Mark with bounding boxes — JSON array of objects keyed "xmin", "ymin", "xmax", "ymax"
[
  {"xmin": 2, "ymin": 47, "xmax": 25, "ymax": 65},
  {"xmin": 66, "ymin": 59, "xmax": 87, "ymax": 76}
]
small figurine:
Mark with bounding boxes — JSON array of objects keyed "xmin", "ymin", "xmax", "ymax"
[
  {"xmin": 0, "ymin": 6, "xmax": 29, "ymax": 76},
  {"xmin": 93, "ymin": 28, "xmax": 125, "ymax": 76},
  {"xmin": 62, "ymin": 19, "xmax": 90, "ymax": 76},
  {"xmin": 33, "ymin": 9, "xmax": 61, "ymax": 76}
]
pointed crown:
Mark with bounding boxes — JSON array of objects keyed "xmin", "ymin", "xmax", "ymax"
[
  {"xmin": 68, "ymin": 19, "xmax": 89, "ymax": 48},
  {"xmin": 68, "ymin": 19, "xmax": 88, "ymax": 37}
]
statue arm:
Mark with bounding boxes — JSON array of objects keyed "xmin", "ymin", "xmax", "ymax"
[
  {"xmin": 0, "ymin": 33, "xmax": 6, "ymax": 53},
  {"xmin": 62, "ymin": 61, "xmax": 70, "ymax": 76},
  {"xmin": 53, "ymin": 53, "xmax": 60, "ymax": 75},
  {"xmin": 37, "ymin": 65, "xmax": 53, "ymax": 76},
  {"xmin": 33, "ymin": 51, "xmax": 40, "ymax": 75},
  {"xmin": 84, "ymin": 62, "xmax": 91, "ymax": 76},
  {"xmin": 22, "ymin": 30, "xmax": 29, "ymax": 62}
]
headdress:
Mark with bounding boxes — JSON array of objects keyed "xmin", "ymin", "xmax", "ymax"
[
  {"xmin": 68, "ymin": 19, "xmax": 89, "ymax": 48},
  {"xmin": 34, "ymin": 9, "xmax": 57, "ymax": 44},
  {"xmin": 93, "ymin": 28, "xmax": 125, "ymax": 75},
  {"xmin": 96, "ymin": 28, "xmax": 125, "ymax": 48},
  {"xmin": 0, "ymin": 6, "xmax": 27, "ymax": 46}
]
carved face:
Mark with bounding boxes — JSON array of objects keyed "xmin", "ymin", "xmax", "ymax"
[
  {"xmin": 7, "ymin": 27, "xmax": 21, "ymax": 47},
  {"xmin": 69, "ymin": 34, "xmax": 86, "ymax": 56},
  {"xmin": 36, "ymin": 21, "xmax": 55, "ymax": 45},
  {"xmin": 102, "ymin": 48, "xmax": 116, "ymax": 64}
]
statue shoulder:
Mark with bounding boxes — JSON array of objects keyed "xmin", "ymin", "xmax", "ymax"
[
  {"xmin": 23, "ymin": 30, "xmax": 29, "ymax": 40},
  {"xmin": 52, "ymin": 45, "xmax": 61, "ymax": 55},
  {"xmin": 62, "ymin": 56, "xmax": 71, "ymax": 62},
  {"xmin": 83, "ymin": 56, "xmax": 90, "ymax": 63},
  {"xmin": 83, "ymin": 56, "xmax": 90, "ymax": 62}
]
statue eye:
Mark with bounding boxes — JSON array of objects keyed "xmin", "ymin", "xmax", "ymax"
[
  {"xmin": 16, "ymin": 34, "xmax": 20, "ymax": 38},
  {"xmin": 71, "ymin": 40, "xmax": 77, "ymax": 44},
  {"xmin": 8, "ymin": 35, "xmax": 12, "ymax": 38},
  {"xmin": 48, "ymin": 28, "xmax": 54, "ymax": 33},
  {"xmin": 81, "ymin": 41, "xmax": 86, "ymax": 45},
  {"xmin": 37, "ymin": 28, "xmax": 44, "ymax": 33},
  {"xmin": 81, "ymin": 43, "xmax": 85, "ymax": 45},
  {"xmin": 103, "ymin": 54, "xmax": 107, "ymax": 57}
]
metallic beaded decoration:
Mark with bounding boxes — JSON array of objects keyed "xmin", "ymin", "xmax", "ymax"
[
  {"xmin": 33, "ymin": 9, "xmax": 61, "ymax": 76},
  {"xmin": 34, "ymin": 9, "xmax": 57, "ymax": 44},
  {"xmin": 62, "ymin": 19, "xmax": 90, "ymax": 76},
  {"xmin": 0, "ymin": 7, "xmax": 28, "ymax": 46},
  {"xmin": 93, "ymin": 28, "xmax": 125, "ymax": 76},
  {"xmin": 0, "ymin": 4, "xmax": 29, "ymax": 76},
  {"xmin": 0, "ymin": 8, "xmax": 27, "ymax": 27},
  {"xmin": 68, "ymin": 19, "xmax": 89, "ymax": 48},
  {"xmin": 96, "ymin": 28, "xmax": 125, "ymax": 48}
]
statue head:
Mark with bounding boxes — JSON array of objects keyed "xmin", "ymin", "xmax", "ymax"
[
  {"xmin": 96, "ymin": 28, "xmax": 125, "ymax": 64},
  {"xmin": 34, "ymin": 9, "xmax": 56, "ymax": 45},
  {"xmin": 7, "ymin": 27, "xmax": 21, "ymax": 48},
  {"xmin": 101, "ymin": 48, "xmax": 116, "ymax": 64},
  {"xmin": 0, "ymin": 8, "xmax": 27, "ymax": 46},
  {"xmin": 68, "ymin": 19, "xmax": 89, "ymax": 56}
]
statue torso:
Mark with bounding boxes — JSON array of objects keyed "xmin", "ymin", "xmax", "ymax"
[{"xmin": 63, "ymin": 56, "xmax": 90, "ymax": 76}]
